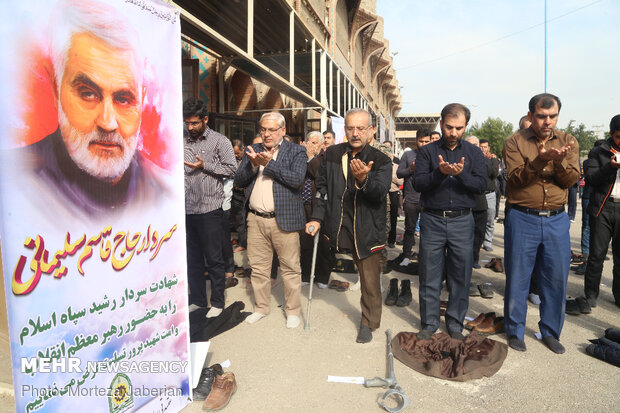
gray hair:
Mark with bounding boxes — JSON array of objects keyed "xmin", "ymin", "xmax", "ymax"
[
  {"xmin": 49, "ymin": 0, "xmax": 144, "ymax": 95},
  {"xmin": 345, "ymin": 108, "xmax": 372, "ymax": 126},
  {"xmin": 259, "ymin": 112, "xmax": 286, "ymax": 128},
  {"xmin": 306, "ymin": 131, "xmax": 324, "ymax": 143},
  {"xmin": 465, "ymin": 135, "xmax": 479, "ymax": 146}
]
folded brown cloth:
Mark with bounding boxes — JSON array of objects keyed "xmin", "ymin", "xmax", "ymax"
[{"xmin": 392, "ymin": 331, "xmax": 508, "ymax": 381}]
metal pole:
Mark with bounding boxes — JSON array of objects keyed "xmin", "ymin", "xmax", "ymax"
[{"xmin": 545, "ymin": 0, "xmax": 548, "ymax": 92}]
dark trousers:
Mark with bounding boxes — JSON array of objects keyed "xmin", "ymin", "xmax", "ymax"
[
  {"xmin": 354, "ymin": 251, "xmax": 383, "ymax": 329},
  {"xmin": 300, "ymin": 204, "xmax": 334, "ymax": 284},
  {"xmin": 231, "ymin": 190, "xmax": 246, "ymax": 247},
  {"xmin": 186, "ymin": 210, "xmax": 226, "ymax": 308},
  {"xmin": 418, "ymin": 211, "xmax": 474, "ymax": 333},
  {"xmin": 584, "ymin": 201, "xmax": 620, "ymax": 304},
  {"xmin": 222, "ymin": 209, "xmax": 235, "ymax": 273},
  {"xmin": 300, "ymin": 231, "xmax": 334, "ymax": 285},
  {"xmin": 402, "ymin": 202, "xmax": 421, "ymax": 255},
  {"xmin": 504, "ymin": 208, "xmax": 570, "ymax": 340},
  {"xmin": 388, "ymin": 191, "xmax": 401, "ymax": 244},
  {"xmin": 472, "ymin": 209, "xmax": 487, "ymax": 264}
]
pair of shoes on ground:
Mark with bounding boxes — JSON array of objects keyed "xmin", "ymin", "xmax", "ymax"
[
  {"xmin": 202, "ymin": 370, "xmax": 237, "ymax": 411},
  {"xmin": 469, "ymin": 283, "xmax": 494, "ymax": 298},
  {"xmin": 484, "ymin": 258, "xmax": 504, "ymax": 273},
  {"xmin": 193, "ymin": 364, "xmax": 223, "ymax": 401},
  {"xmin": 465, "ymin": 312, "xmax": 505, "ymax": 335},
  {"xmin": 508, "ymin": 336, "xmax": 565, "ymax": 354},
  {"xmin": 566, "ymin": 296, "xmax": 594, "ymax": 315},
  {"xmin": 385, "ymin": 278, "xmax": 412, "ymax": 307},
  {"xmin": 328, "ymin": 279, "xmax": 349, "ymax": 291}
]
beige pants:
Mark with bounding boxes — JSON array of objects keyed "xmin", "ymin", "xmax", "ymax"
[{"xmin": 247, "ymin": 213, "xmax": 302, "ymax": 316}]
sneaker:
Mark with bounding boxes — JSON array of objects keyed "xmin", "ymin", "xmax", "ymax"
[
  {"xmin": 301, "ymin": 281, "xmax": 310, "ymax": 286},
  {"xmin": 482, "ymin": 245, "xmax": 494, "ymax": 252},
  {"xmin": 316, "ymin": 282, "xmax": 329, "ymax": 289},
  {"xmin": 203, "ymin": 372, "xmax": 237, "ymax": 411}
]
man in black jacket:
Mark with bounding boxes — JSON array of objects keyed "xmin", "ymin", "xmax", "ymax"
[
  {"xmin": 306, "ymin": 109, "xmax": 392, "ymax": 343},
  {"xmin": 581, "ymin": 115, "xmax": 620, "ymax": 310}
]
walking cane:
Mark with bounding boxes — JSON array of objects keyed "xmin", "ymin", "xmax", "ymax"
[{"xmin": 304, "ymin": 225, "xmax": 320, "ymax": 330}]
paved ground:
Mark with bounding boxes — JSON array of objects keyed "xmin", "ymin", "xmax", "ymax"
[{"xmin": 1, "ymin": 199, "xmax": 619, "ymax": 412}]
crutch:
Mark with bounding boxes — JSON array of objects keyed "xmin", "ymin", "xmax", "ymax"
[
  {"xmin": 364, "ymin": 329, "xmax": 410, "ymax": 413},
  {"xmin": 304, "ymin": 225, "xmax": 320, "ymax": 330}
]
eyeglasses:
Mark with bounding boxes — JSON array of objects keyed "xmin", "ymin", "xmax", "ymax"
[
  {"xmin": 260, "ymin": 127, "xmax": 283, "ymax": 134},
  {"xmin": 345, "ymin": 126, "xmax": 371, "ymax": 133},
  {"xmin": 184, "ymin": 120, "xmax": 203, "ymax": 128}
]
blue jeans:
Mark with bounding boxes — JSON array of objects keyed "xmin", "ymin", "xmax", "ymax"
[
  {"xmin": 418, "ymin": 211, "xmax": 474, "ymax": 333},
  {"xmin": 504, "ymin": 208, "xmax": 570, "ymax": 340}
]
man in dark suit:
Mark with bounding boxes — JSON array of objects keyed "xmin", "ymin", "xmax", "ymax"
[{"xmin": 234, "ymin": 112, "xmax": 307, "ymax": 328}]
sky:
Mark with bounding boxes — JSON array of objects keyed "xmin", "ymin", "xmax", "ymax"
[{"xmin": 377, "ymin": 0, "xmax": 618, "ymax": 137}]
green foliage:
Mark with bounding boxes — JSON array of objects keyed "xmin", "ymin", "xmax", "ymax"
[
  {"xmin": 562, "ymin": 121, "xmax": 597, "ymax": 156},
  {"xmin": 467, "ymin": 117, "xmax": 514, "ymax": 156}
]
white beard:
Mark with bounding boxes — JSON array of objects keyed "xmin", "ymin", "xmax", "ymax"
[{"xmin": 58, "ymin": 108, "xmax": 138, "ymax": 183}]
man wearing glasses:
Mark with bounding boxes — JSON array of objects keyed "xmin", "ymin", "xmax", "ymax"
[
  {"xmin": 183, "ymin": 98, "xmax": 237, "ymax": 318},
  {"xmin": 234, "ymin": 112, "xmax": 307, "ymax": 328},
  {"xmin": 306, "ymin": 109, "xmax": 392, "ymax": 343}
]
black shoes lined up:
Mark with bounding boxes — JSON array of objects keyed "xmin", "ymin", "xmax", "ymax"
[{"xmin": 385, "ymin": 278, "xmax": 412, "ymax": 307}]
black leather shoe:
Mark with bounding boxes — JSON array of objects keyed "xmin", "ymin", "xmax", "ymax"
[
  {"xmin": 385, "ymin": 278, "xmax": 399, "ymax": 306},
  {"xmin": 193, "ymin": 364, "xmax": 224, "ymax": 401},
  {"xmin": 396, "ymin": 279, "xmax": 412, "ymax": 307}
]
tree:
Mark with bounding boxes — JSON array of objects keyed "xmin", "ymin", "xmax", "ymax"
[
  {"xmin": 562, "ymin": 121, "xmax": 597, "ymax": 156},
  {"xmin": 467, "ymin": 117, "xmax": 514, "ymax": 156}
]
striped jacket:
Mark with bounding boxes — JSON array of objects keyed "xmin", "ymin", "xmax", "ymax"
[{"xmin": 234, "ymin": 139, "xmax": 307, "ymax": 232}]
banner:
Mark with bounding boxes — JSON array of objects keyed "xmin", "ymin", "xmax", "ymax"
[{"xmin": 0, "ymin": 1, "xmax": 190, "ymax": 411}]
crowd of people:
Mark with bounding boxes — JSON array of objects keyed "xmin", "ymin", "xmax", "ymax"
[{"xmin": 183, "ymin": 93, "xmax": 620, "ymax": 354}]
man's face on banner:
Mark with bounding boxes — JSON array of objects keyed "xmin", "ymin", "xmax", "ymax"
[{"xmin": 58, "ymin": 32, "xmax": 143, "ymax": 183}]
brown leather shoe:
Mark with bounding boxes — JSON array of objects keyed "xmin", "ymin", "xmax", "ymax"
[
  {"xmin": 492, "ymin": 258, "xmax": 504, "ymax": 273},
  {"xmin": 476, "ymin": 316, "xmax": 505, "ymax": 335},
  {"xmin": 465, "ymin": 312, "xmax": 495, "ymax": 330},
  {"xmin": 484, "ymin": 258, "xmax": 497, "ymax": 269},
  {"xmin": 203, "ymin": 372, "xmax": 237, "ymax": 411}
]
